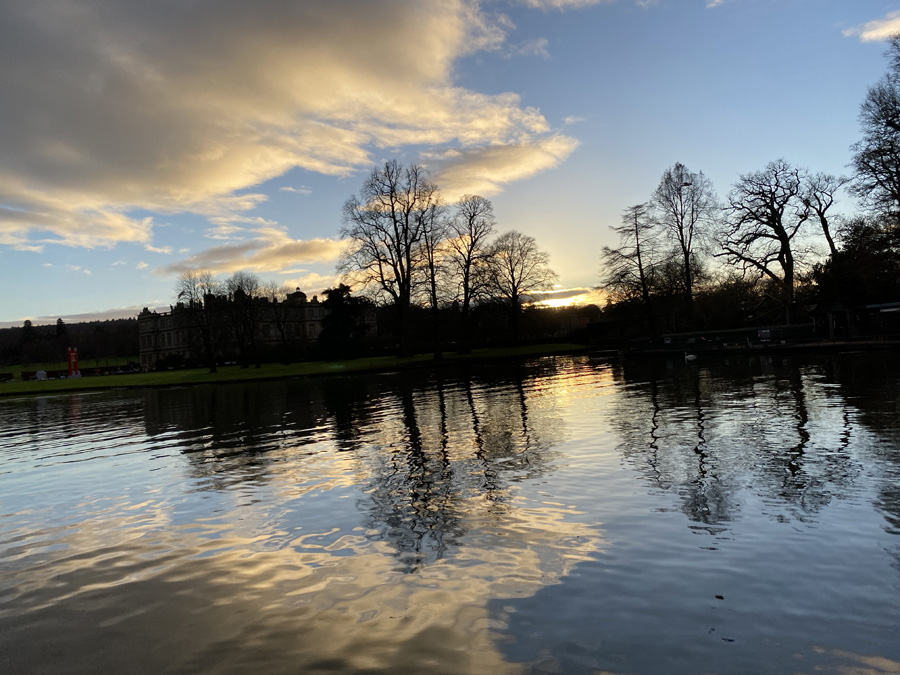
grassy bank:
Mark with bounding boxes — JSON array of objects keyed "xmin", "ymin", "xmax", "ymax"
[
  {"xmin": 1, "ymin": 356, "xmax": 138, "ymax": 381},
  {"xmin": 0, "ymin": 344, "xmax": 587, "ymax": 398}
]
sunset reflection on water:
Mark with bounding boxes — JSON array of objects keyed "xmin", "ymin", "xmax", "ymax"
[{"xmin": 1, "ymin": 353, "xmax": 899, "ymax": 674}]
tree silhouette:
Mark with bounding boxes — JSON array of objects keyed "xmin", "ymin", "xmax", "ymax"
[
  {"xmin": 340, "ymin": 160, "xmax": 443, "ymax": 356},
  {"xmin": 720, "ymin": 159, "xmax": 809, "ymax": 324},
  {"xmin": 486, "ymin": 230, "xmax": 557, "ymax": 340}
]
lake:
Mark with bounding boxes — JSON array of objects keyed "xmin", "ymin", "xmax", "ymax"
[{"xmin": 1, "ymin": 352, "xmax": 899, "ymax": 674}]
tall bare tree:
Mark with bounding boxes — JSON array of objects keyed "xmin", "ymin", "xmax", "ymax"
[
  {"xmin": 487, "ymin": 230, "xmax": 557, "ymax": 338},
  {"xmin": 339, "ymin": 160, "xmax": 442, "ymax": 355},
  {"xmin": 720, "ymin": 159, "xmax": 809, "ymax": 324},
  {"xmin": 651, "ymin": 162, "xmax": 717, "ymax": 310},
  {"xmin": 851, "ymin": 36, "xmax": 900, "ymax": 220},
  {"xmin": 418, "ymin": 200, "xmax": 449, "ymax": 359},
  {"xmin": 600, "ymin": 203, "xmax": 660, "ymax": 332},
  {"xmin": 175, "ymin": 270, "xmax": 223, "ymax": 372},
  {"xmin": 801, "ymin": 172, "xmax": 848, "ymax": 258},
  {"xmin": 447, "ymin": 195, "xmax": 496, "ymax": 352}
]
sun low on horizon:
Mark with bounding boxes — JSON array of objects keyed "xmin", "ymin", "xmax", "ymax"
[{"xmin": 533, "ymin": 287, "xmax": 607, "ymax": 309}]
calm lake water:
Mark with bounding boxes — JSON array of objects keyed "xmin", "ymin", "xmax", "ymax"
[{"xmin": 2, "ymin": 353, "xmax": 899, "ymax": 674}]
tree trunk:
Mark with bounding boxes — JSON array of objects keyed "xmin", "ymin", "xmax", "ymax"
[
  {"xmin": 431, "ymin": 307, "xmax": 443, "ymax": 361},
  {"xmin": 459, "ymin": 306, "xmax": 472, "ymax": 354},
  {"xmin": 396, "ymin": 295, "xmax": 412, "ymax": 356},
  {"xmin": 783, "ymin": 258, "xmax": 795, "ymax": 325},
  {"xmin": 683, "ymin": 249, "xmax": 693, "ymax": 310},
  {"xmin": 510, "ymin": 298, "xmax": 521, "ymax": 343}
]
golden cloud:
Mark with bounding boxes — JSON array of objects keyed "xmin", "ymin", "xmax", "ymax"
[
  {"xmin": 0, "ymin": 175, "xmax": 153, "ymax": 250},
  {"xmin": 0, "ymin": 0, "xmax": 582, "ymax": 250},
  {"xmin": 531, "ymin": 286, "xmax": 606, "ymax": 307},
  {"xmin": 160, "ymin": 230, "xmax": 347, "ymax": 276},
  {"xmin": 432, "ymin": 135, "xmax": 580, "ymax": 200},
  {"xmin": 283, "ymin": 272, "xmax": 342, "ymax": 296},
  {"xmin": 843, "ymin": 11, "xmax": 900, "ymax": 42}
]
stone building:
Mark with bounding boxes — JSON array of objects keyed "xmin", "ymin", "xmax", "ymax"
[{"xmin": 138, "ymin": 289, "xmax": 328, "ymax": 370}]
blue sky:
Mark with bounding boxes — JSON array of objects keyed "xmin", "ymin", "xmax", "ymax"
[{"xmin": 0, "ymin": 0, "xmax": 897, "ymax": 327}]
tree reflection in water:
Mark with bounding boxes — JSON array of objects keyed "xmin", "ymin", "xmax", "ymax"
[
  {"xmin": 141, "ymin": 362, "xmax": 560, "ymax": 574},
  {"xmin": 356, "ymin": 368, "xmax": 556, "ymax": 573},
  {"xmin": 489, "ymin": 352, "xmax": 900, "ymax": 675},
  {"xmin": 4, "ymin": 353, "xmax": 900, "ymax": 673},
  {"xmin": 137, "ymin": 353, "xmax": 900, "ymax": 576},
  {"xmin": 610, "ymin": 354, "xmax": 886, "ymax": 532}
]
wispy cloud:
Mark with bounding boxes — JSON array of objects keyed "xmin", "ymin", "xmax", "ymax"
[
  {"xmin": 504, "ymin": 37, "xmax": 551, "ymax": 59},
  {"xmin": 144, "ymin": 244, "xmax": 173, "ymax": 254},
  {"xmin": 205, "ymin": 224, "xmax": 249, "ymax": 241},
  {"xmin": 510, "ymin": 0, "xmax": 610, "ymax": 9},
  {"xmin": 280, "ymin": 185, "xmax": 313, "ymax": 196},
  {"xmin": 844, "ymin": 11, "xmax": 900, "ymax": 42},
  {"xmin": 136, "ymin": 261, "xmax": 148, "ymax": 270},
  {"xmin": 0, "ymin": 0, "xmax": 582, "ymax": 251},
  {"xmin": 159, "ymin": 229, "xmax": 346, "ymax": 276},
  {"xmin": 431, "ymin": 134, "xmax": 580, "ymax": 200},
  {"xmin": 0, "ymin": 193, "xmax": 152, "ymax": 250},
  {"xmin": 530, "ymin": 286, "xmax": 605, "ymax": 306}
]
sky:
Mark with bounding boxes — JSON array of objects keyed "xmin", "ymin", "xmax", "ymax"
[{"xmin": 1, "ymin": 0, "xmax": 898, "ymax": 327}]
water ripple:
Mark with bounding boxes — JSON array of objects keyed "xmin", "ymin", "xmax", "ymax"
[{"xmin": 1, "ymin": 354, "xmax": 900, "ymax": 673}]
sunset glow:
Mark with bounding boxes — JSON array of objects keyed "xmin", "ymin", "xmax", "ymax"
[{"xmin": 0, "ymin": 1, "xmax": 891, "ymax": 325}]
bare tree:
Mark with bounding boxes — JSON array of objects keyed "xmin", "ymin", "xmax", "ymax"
[
  {"xmin": 447, "ymin": 195, "xmax": 496, "ymax": 352},
  {"xmin": 801, "ymin": 172, "xmax": 849, "ymax": 258},
  {"xmin": 175, "ymin": 270, "xmax": 223, "ymax": 372},
  {"xmin": 487, "ymin": 230, "xmax": 557, "ymax": 338},
  {"xmin": 417, "ymin": 200, "xmax": 450, "ymax": 359},
  {"xmin": 851, "ymin": 36, "xmax": 900, "ymax": 220},
  {"xmin": 719, "ymin": 159, "xmax": 809, "ymax": 324},
  {"xmin": 651, "ymin": 162, "xmax": 718, "ymax": 310},
  {"xmin": 339, "ymin": 160, "xmax": 442, "ymax": 355},
  {"xmin": 600, "ymin": 203, "xmax": 661, "ymax": 332}
]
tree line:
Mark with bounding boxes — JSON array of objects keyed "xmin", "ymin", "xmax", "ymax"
[
  {"xmin": 168, "ymin": 172, "xmax": 568, "ymax": 369},
  {"xmin": 0, "ymin": 318, "xmax": 137, "ymax": 367},
  {"xmin": 600, "ymin": 38, "xmax": 900, "ymax": 338}
]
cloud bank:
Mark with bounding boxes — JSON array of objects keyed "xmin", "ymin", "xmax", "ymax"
[{"xmin": 0, "ymin": 0, "xmax": 578, "ymax": 252}]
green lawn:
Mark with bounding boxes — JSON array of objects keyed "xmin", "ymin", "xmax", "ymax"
[
  {"xmin": 0, "ymin": 344, "xmax": 587, "ymax": 397},
  {"xmin": 1, "ymin": 356, "xmax": 138, "ymax": 381}
]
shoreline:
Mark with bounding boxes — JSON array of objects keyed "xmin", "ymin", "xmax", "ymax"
[
  {"xmin": 5, "ymin": 339, "xmax": 897, "ymax": 398},
  {"xmin": 624, "ymin": 337, "xmax": 900, "ymax": 358},
  {"xmin": 0, "ymin": 344, "xmax": 590, "ymax": 399}
]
